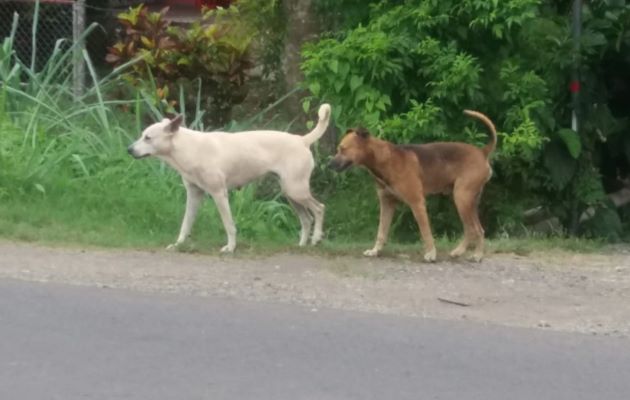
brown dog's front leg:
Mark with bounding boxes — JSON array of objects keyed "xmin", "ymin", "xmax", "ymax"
[
  {"xmin": 364, "ymin": 189, "xmax": 398, "ymax": 257},
  {"xmin": 410, "ymin": 199, "xmax": 437, "ymax": 262}
]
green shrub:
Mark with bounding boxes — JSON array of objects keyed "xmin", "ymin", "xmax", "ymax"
[
  {"xmin": 105, "ymin": 2, "xmax": 282, "ymax": 127},
  {"xmin": 303, "ymin": 0, "xmax": 630, "ymax": 239}
]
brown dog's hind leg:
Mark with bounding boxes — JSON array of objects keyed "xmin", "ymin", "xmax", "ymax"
[
  {"xmin": 470, "ymin": 192, "xmax": 485, "ymax": 262},
  {"xmin": 409, "ymin": 199, "xmax": 437, "ymax": 262},
  {"xmin": 364, "ymin": 188, "xmax": 398, "ymax": 257},
  {"xmin": 451, "ymin": 183, "xmax": 485, "ymax": 261},
  {"xmin": 451, "ymin": 186, "xmax": 475, "ymax": 258}
]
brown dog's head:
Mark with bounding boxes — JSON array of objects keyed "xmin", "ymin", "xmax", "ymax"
[{"xmin": 328, "ymin": 127, "xmax": 371, "ymax": 172}]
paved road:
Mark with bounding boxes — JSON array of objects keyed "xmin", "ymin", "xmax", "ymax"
[{"xmin": 1, "ymin": 279, "xmax": 629, "ymax": 400}]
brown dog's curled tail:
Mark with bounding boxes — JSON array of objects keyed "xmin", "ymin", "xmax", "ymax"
[
  {"xmin": 302, "ymin": 104, "xmax": 332, "ymax": 147},
  {"xmin": 464, "ymin": 110, "xmax": 497, "ymax": 157}
]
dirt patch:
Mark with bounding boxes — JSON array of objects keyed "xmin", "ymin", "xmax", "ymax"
[{"xmin": 1, "ymin": 240, "xmax": 629, "ymax": 337}]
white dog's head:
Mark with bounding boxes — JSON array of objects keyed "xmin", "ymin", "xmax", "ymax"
[{"xmin": 127, "ymin": 115, "xmax": 183, "ymax": 159}]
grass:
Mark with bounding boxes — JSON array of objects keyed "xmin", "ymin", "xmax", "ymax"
[
  {"xmin": 0, "ymin": 188, "xmax": 608, "ymax": 259},
  {"xmin": 0, "ymin": 7, "xmax": 299, "ymax": 251},
  {"xmin": 0, "ymin": 6, "xmax": 615, "ymax": 261}
]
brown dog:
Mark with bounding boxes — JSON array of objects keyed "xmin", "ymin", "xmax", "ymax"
[{"xmin": 329, "ymin": 110, "xmax": 496, "ymax": 262}]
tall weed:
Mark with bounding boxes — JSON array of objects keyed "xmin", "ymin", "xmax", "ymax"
[{"xmin": 0, "ymin": 7, "xmax": 296, "ymax": 249}]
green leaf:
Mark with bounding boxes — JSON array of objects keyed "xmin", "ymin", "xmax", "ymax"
[
  {"xmin": 140, "ymin": 36, "xmax": 154, "ymax": 49},
  {"xmin": 332, "ymin": 104, "xmax": 343, "ymax": 122},
  {"xmin": 338, "ymin": 62, "xmax": 350, "ymax": 80},
  {"xmin": 34, "ymin": 183, "xmax": 46, "ymax": 195},
  {"xmin": 302, "ymin": 99, "xmax": 311, "ymax": 114},
  {"xmin": 581, "ymin": 205, "xmax": 622, "ymax": 241},
  {"xmin": 329, "ymin": 59, "xmax": 339, "ymax": 74},
  {"xmin": 544, "ymin": 140, "xmax": 577, "ymax": 189},
  {"xmin": 557, "ymin": 128, "xmax": 581, "ymax": 159},
  {"xmin": 333, "ymin": 79, "xmax": 344, "ymax": 93},
  {"xmin": 355, "ymin": 86, "xmax": 370, "ymax": 103},
  {"xmin": 308, "ymin": 82, "xmax": 320, "ymax": 96},
  {"xmin": 72, "ymin": 154, "xmax": 90, "ymax": 177},
  {"xmin": 365, "ymin": 111, "xmax": 381, "ymax": 126},
  {"xmin": 350, "ymin": 75, "xmax": 362, "ymax": 92}
]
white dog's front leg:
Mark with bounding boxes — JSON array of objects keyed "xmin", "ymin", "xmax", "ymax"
[
  {"xmin": 167, "ymin": 181, "xmax": 204, "ymax": 250},
  {"xmin": 210, "ymin": 189, "xmax": 237, "ymax": 253}
]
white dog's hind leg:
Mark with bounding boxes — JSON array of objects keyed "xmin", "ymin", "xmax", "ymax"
[
  {"xmin": 306, "ymin": 197, "xmax": 325, "ymax": 245},
  {"xmin": 287, "ymin": 198, "xmax": 313, "ymax": 246},
  {"xmin": 279, "ymin": 168, "xmax": 324, "ymax": 245},
  {"xmin": 167, "ymin": 181, "xmax": 204, "ymax": 250},
  {"xmin": 210, "ymin": 188, "xmax": 237, "ymax": 253}
]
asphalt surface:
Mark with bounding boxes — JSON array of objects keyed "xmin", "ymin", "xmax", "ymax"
[{"xmin": 1, "ymin": 279, "xmax": 629, "ymax": 400}]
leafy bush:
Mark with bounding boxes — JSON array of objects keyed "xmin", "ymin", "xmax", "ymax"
[
  {"xmin": 303, "ymin": 0, "xmax": 630, "ymax": 239},
  {"xmin": 106, "ymin": 3, "xmax": 261, "ymax": 126}
]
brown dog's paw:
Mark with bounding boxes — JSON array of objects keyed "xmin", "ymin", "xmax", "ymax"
[
  {"xmin": 469, "ymin": 253, "xmax": 483, "ymax": 263},
  {"xmin": 449, "ymin": 247, "xmax": 466, "ymax": 258},
  {"xmin": 423, "ymin": 248, "xmax": 437, "ymax": 262}
]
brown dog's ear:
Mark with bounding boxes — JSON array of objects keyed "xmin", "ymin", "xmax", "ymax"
[
  {"xmin": 167, "ymin": 114, "xmax": 184, "ymax": 133},
  {"xmin": 355, "ymin": 127, "xmax": 370, "ymax": 138}
]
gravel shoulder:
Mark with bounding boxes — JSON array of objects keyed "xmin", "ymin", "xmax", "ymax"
[{"xmin": 1, "ymin": 240, "xmax": 629, "ymax": 337}]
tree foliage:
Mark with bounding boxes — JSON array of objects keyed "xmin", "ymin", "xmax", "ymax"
[{"xmin": 303, "ymin": 0, "xmax": 630, "ymax": 237}]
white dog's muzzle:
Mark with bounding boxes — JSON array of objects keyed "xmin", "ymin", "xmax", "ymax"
[{"xmin": 127, "ymin": 145, "xmax": 149, "ymax": 159}]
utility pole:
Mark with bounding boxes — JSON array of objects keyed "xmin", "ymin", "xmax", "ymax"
[
  {"xmin": 570, "ymin": 0, "xmax": 582, "ymax": 235},
  {"xmin": 72, "ymin": 0, "xmax": 86, "ymax": 99},
  {"xmin": 571, "ymin": 0, "xmax": 582, "ymax": 133}
]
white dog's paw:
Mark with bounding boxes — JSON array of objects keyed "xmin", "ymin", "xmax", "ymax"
[
  {"xmin": 166, "ymin": 243, "xmax": 180, "ymax": 251},
  {"xmin": 423, "ymin": 247, "xmax": 437, "ymax": 262},
  {"xmin": 310, "ymin": 230, "xmax": 323, "ymax": 246},
  {"xmin": 363, "ymin": 248, "xmax": 380, "ymax": 257},
  {"xmin": 220, "ymin": 244, "xmax": 235, "ymax": 253}
]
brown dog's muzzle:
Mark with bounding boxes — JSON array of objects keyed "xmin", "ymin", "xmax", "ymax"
[{"xmin": 328, "ymin": 155, "xmax": 353, "ymax": 172}]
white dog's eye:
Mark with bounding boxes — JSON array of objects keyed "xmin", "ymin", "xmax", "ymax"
[{"xmin": 144, "ymin": 136, "xmax": 151, "ymax": 141}]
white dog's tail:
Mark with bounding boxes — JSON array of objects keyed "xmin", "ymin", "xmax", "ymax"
[{"xmin": 302, "ymin": 104, "xmax": 332, "ymax": 147}]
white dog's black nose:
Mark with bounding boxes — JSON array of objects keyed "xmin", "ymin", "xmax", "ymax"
[{"xmin": 127, "ymin": 146, "xmax": 133, "ymax": 155}]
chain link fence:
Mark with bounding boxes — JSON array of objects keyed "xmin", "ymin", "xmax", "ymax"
[
  {"xmin": 0, "ymin": 0, "xmax": 154, "ymax": 96},
  {"xmin": 0, "ymin": 0, "xmax": 75, "ymax": 71}
]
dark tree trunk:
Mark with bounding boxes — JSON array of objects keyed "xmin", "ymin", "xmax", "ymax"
[
  {"xmin": 281, "ymin": 0, "xmax": 336, "ymax": 151},
  {"xmin": 282, "ymin": 0, "xmax": 318, "ymax": 100}
]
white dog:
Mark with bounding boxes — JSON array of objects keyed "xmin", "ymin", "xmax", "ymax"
[{"xmin": 128, "ymin": 104, "xmax": 332, "ymax": 253}]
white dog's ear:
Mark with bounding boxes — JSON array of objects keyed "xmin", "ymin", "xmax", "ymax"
[{"xmin": 166, "ymin": 114, "xmax": 184, "ymax": 133}]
